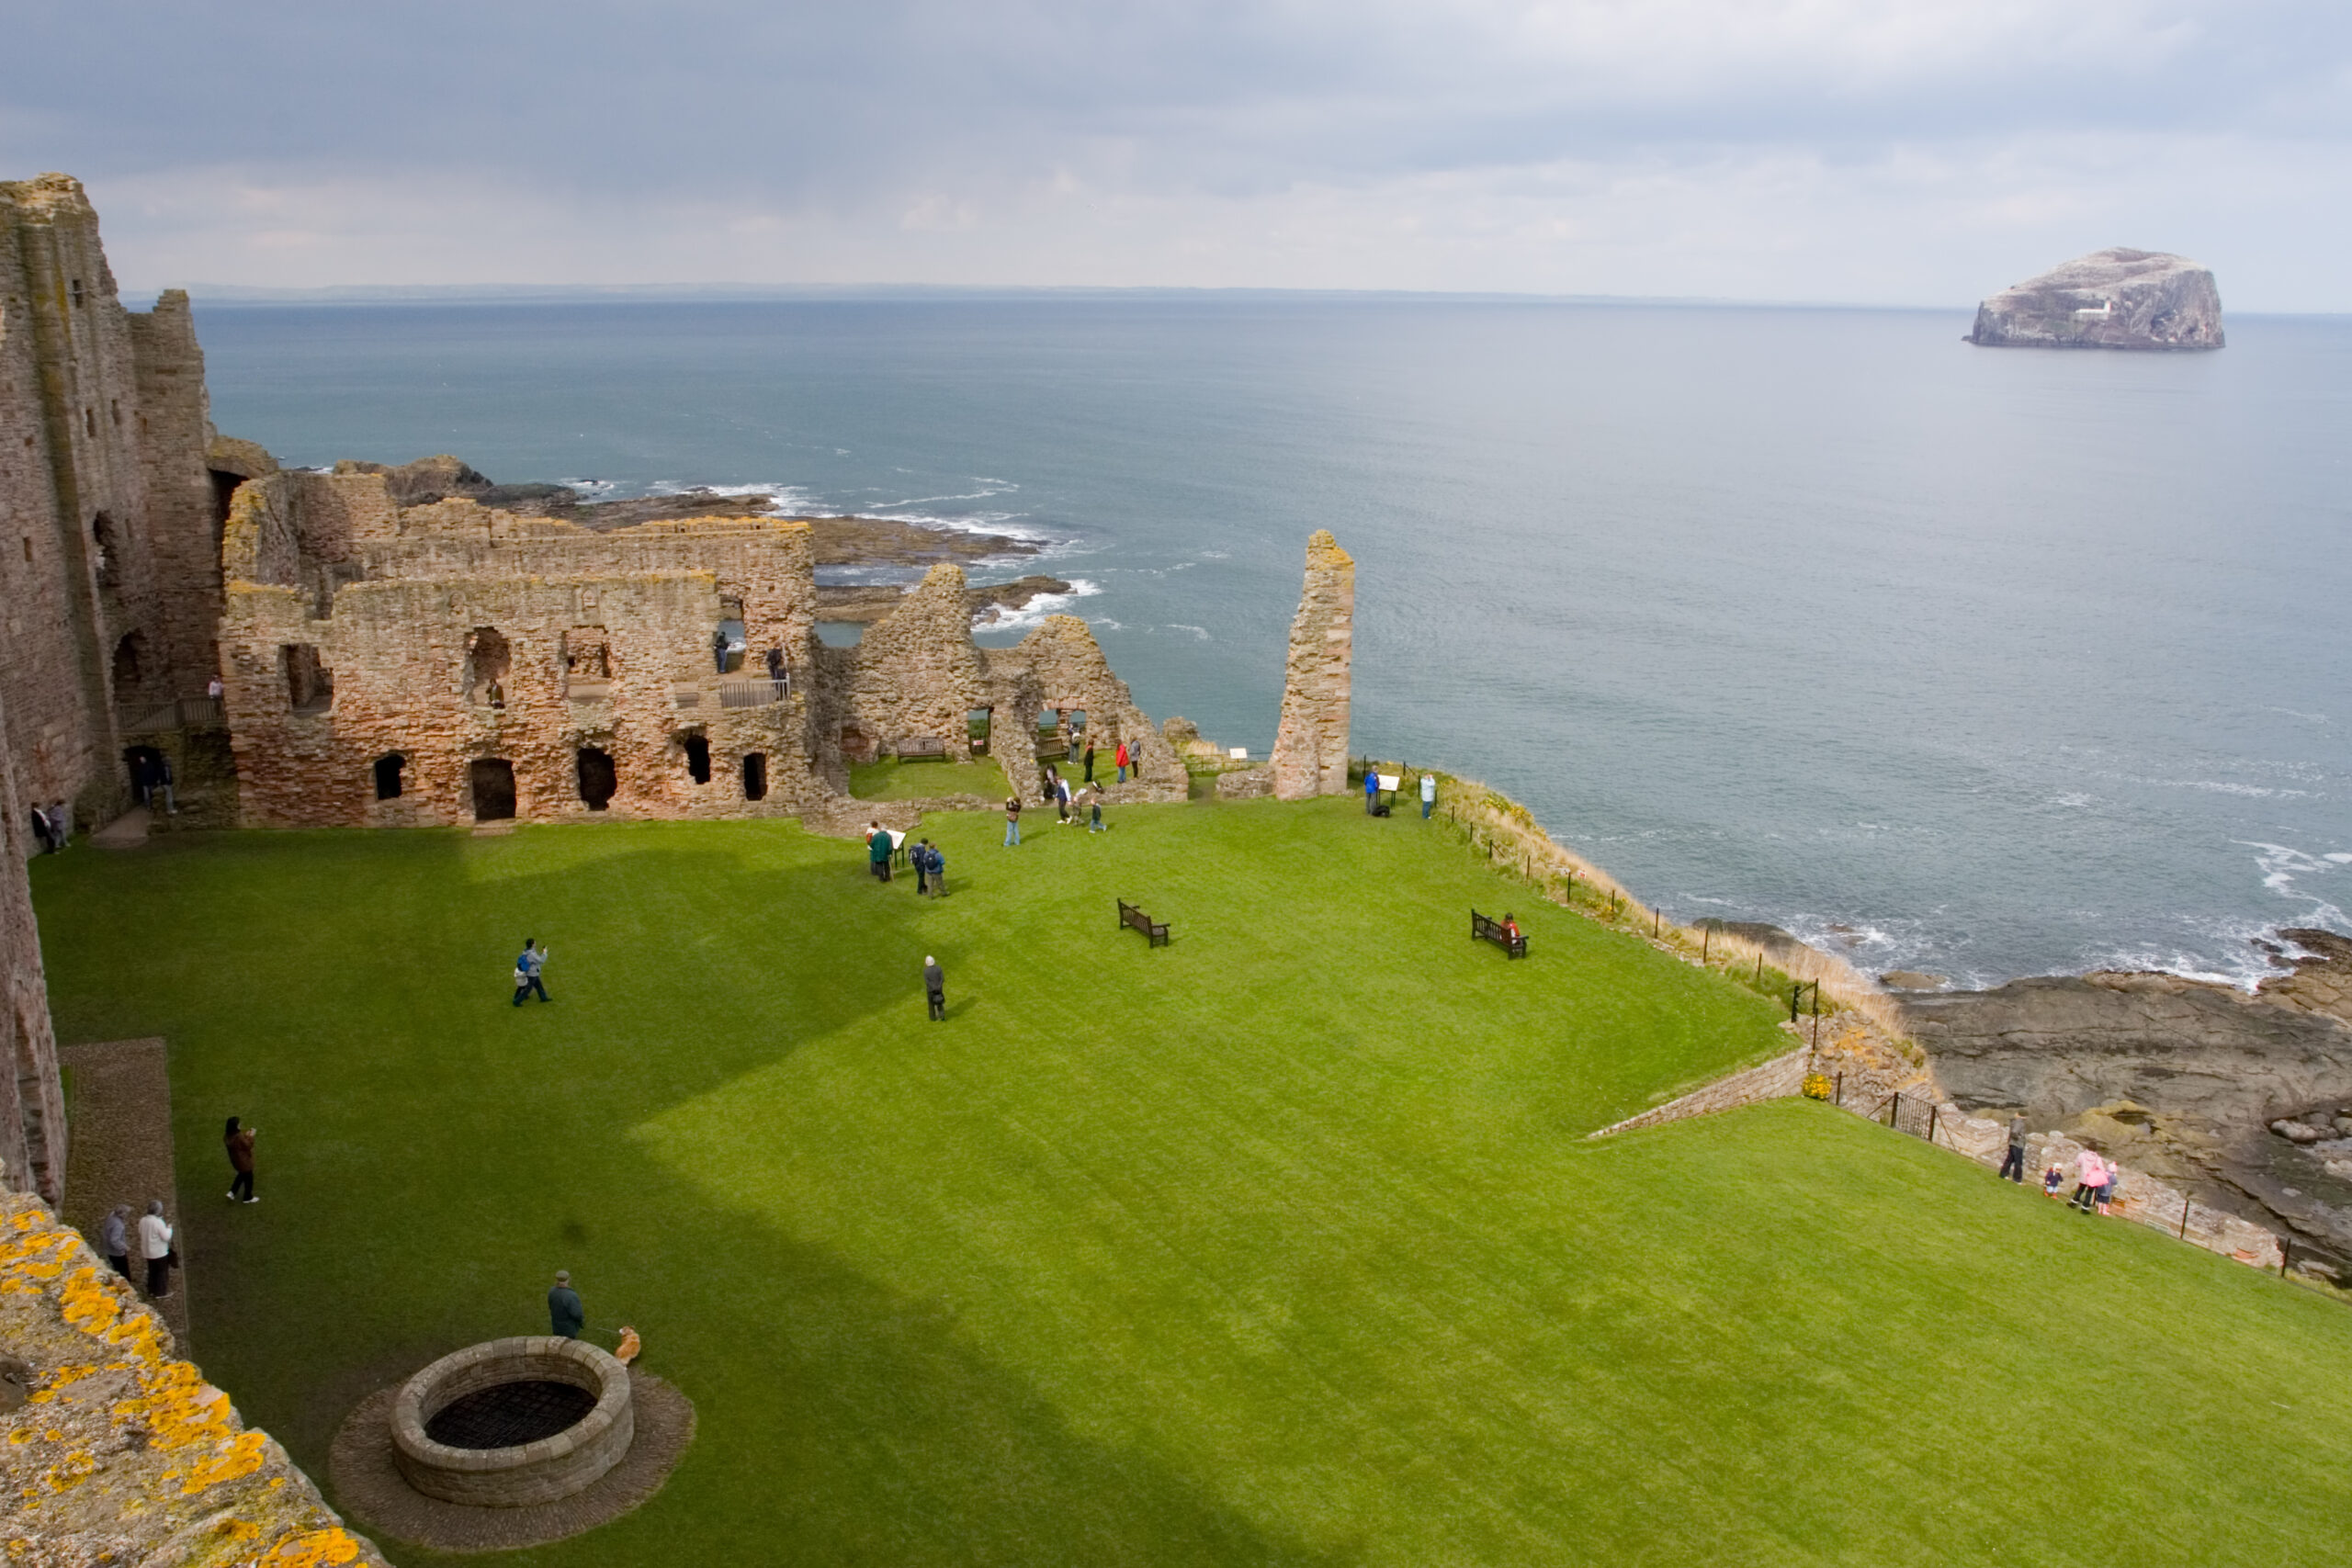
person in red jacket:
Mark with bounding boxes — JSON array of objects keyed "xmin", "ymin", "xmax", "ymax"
[{"xmin": 1115, "ymin": 739, "xmax": 1130, "ymax": 784}]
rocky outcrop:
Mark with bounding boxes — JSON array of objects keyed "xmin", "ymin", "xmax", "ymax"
[
  {"xmin": 1268, "ymin": 531, "xmax": 1354, "ymax": 801},
  {"xmin": 1904, "ymin": 972, "xmax": 2352, "ymax": 1128},
  {"xmin": 1967, "ymin": 249, "xmax": 2223, "ymax": 351}
]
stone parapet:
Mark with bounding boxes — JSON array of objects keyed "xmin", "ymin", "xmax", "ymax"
[{"xmin": 0, "ymin": 1190, "xmax": 389, "ymax": 1565}]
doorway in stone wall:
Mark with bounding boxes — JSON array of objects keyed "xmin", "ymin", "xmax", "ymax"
[
  {"xmin": 967, "ymin": 707, "xmax": 992, "ymax": 755},
  {"xmin": 374, "ymin": 753, "xmax": 405, "ymax": 800},
  {"xmin": 741, "ymin": 752, "xmax": 767, "ymax": 801},
  {"xmin": 576, "ymin": 748, "xmax": 618, "ymax": 810},
  {"xmin": 681, "ymin": 734, "xmax": 712, "ymax": 784},
  {"xmin": 122, "ymin": 745, "xmax": 164, "ymax": 807},
  {"xmin": 469, "ymin": 759, "xmax": 516, "ymax": 821}
]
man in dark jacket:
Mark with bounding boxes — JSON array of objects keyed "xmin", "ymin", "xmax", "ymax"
[
  {"xmin": 548, "ymin": 1270, "xmax": 584, "ymax": 1337},
  {"xmin": 2000, "ymin": 1115, "xmax": 2029, "ymax": 1182},
  {"xmin": 924, "ymin": 955, "xmax": 946, "ymax": 1021}
]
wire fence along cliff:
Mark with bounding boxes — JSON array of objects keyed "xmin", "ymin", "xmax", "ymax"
[{"xmin": 1358, "ymin": 758, "xmax": 1909, "ymax": 1041}]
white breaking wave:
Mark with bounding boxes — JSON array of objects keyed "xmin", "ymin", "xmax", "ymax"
[{"xmin": 975, "ymin": 579, "xmax": 1102, "ymax": 633}]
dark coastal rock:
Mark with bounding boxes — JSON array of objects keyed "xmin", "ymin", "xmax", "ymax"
[
  {"xmin": 1967, "ymin": 249, "xmax": 2223, "ymax": 351},
  {"xmin": 1905, "ymin": 971, "xmax": 2352, "ymax": 1127}
]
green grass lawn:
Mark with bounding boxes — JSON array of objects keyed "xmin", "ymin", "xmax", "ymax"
[
  {"xmin": 29, "ymin": 796, "xmax": 2352, "ymax": 1565},
  {"xmin": 849, "ymin": 753, "xmax": 1013, "ymax": 801}
]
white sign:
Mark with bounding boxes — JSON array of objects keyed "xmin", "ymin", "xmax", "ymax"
[
  {"xmin": 1228, "ymin": 747, "xmax": 1250, "ymax": 760},
  {"xmin": 1377, "ymin": 774, "xmax": 1400, "ymax": 792}
]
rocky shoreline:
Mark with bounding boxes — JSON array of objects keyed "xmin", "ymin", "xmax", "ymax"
[
  {"xmin": 333, "ymin": 455, "xmax": 1049, "ymax": 625},
  {"xmin": 1889, "ymin": 931, "xmax": 2352, "ymax": 1269}
]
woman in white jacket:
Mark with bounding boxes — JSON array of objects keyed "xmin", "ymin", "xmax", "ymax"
[{"xmin": 138, "ymin": 1200, "xmax": 175, "ymax": 1298}]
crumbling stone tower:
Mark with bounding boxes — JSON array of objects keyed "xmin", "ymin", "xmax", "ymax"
[
  {"xmin": 0, "ymin": 685, "xmax": 64, "ymax": 1204},
  {"xmin": 0, "ymin": 173, "xmax": 234, "ymax": 823},
  {"xmin": 1269, "ymin": 529, "xmax": 1354, "ymax": 800}
]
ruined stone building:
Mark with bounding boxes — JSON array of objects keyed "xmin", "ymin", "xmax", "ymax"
[
  {"xmin": 1268, "ymin": 528, "xmax": 1355, "ymax": 799},
  {"xmin": 217, "ymin": 478, "xmax": 1183, "ymax": 827}
]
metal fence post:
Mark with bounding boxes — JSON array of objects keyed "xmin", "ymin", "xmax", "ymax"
[
  {"xmin": 1835, "ymin": 1071, "xmax": 1844, "ymax": 1106},
  {"xmin": 1927, "ymin": 1103, "xmax": 1939, "ymax": 1145},
  {"xmin": 2179, "ymin": 1196, "xmax": 2190, "ymax": 1239}
]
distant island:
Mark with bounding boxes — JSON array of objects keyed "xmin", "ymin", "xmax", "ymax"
[{"xmin": 1966, "ymin": 248, "xmax": 2223, "ymax": 351}]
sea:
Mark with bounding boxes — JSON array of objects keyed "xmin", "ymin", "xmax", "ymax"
[{"xmin": 190, "ymin": 294, "xmax": 2352, "ymax": 988}]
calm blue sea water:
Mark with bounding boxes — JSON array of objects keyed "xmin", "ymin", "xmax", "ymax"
[{"xmin": 191, "ymin": 296, "xmax": 2352, "ymax": 987}]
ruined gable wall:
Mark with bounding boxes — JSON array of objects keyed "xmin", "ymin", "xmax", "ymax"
[
  {"xmin": 0, "ymin": 687, "xmax": 64, "ymax": 1205},
  {"xmin": 1268, "ymin": 529, "xmax": 1354, "ymax": 800},
  {"xmin": 126, "ymin": 291, "xmax": 232, "ymax": 692},
  {"xmin": 989, "ymin": 615, "xmax": 1185, "ymax": 802},
  {"xmin": 830, "ymin": 563, "xmax": 994, "ymax": 779}
]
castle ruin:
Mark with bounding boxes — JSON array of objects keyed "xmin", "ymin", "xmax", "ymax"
[{"xmin": 1268, "ymin": 528, "xmax": 1355, "ymax": 799}]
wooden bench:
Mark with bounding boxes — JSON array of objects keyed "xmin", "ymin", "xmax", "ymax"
[
  {"xmin": 1471, "ymin": 908, "xmax": 1527, "ymax": 959},
  {"xmin": 891, "ymin": 736, "xmax": 949, "ymax": 761},
  {"xmin": 1117, "ymin": 898, "xmax": 1170, "ymax": 948}
]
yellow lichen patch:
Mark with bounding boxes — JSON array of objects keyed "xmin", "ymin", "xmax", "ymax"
[
  {"xmin": 176, "ymin": 1429, "xmax": 268, "ymax": 1495},
  {"xmin": 115, "ymin": 1359, "xmax": 236, "ymax": 1453},
  {"xmin": 269, "ymin": 1526, "xmax": 368, "ymax": 1565},
  {"xmin": 36, "ymin": 1447, "xmax": 98, "ymax": 1493}
]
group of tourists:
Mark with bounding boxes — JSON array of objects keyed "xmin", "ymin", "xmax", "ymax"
[
  {"xmin": 864, "ymin": 821, "xmax": 952, "ymax": 894},
  {"xmin": 98, "ymin": 1199, "xmax": 181, "ymax": 1299},
  {"xmin": 1998, "ymin": 1113, "xmax": 2121, "ymax": 1215},
  {"xmin": 27, "ymin": 800, "xmax": 73, "ymax": 853},
  {"xmin": 1026, "ymin": 764, "xmax": 1109, "ymax": 838}
]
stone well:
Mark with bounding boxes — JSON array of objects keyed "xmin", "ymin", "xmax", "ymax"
[{"xmin": 391, "ymin": 1337, "xmax": 634, "ymax": 1506}]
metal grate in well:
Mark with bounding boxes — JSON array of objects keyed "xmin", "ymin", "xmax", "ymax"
[{"xmin": 424, "ymin": 1379, "xmax": 599, "ymax": 1450}]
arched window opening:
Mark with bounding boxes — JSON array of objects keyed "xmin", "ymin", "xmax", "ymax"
[
  {"xmin": 465, "ymin": 627, "xmax": 511, "ymax": 707},
  {"xmin": 469, "ymin": 759, "xmax": 516, "ymax": 821},
  {"xmin": 374, "ymin": 753, "xmax": 406, "ymax": 800},
  {"xmin": 682, "ymin": 734, "xmax": 712, "ymax": 784},
  {"xmin": 577, "ymin": 748, "xmax": 617, "ymax": 810},
  {"xmin": 111, "ymin": 630, "xmax": 146, "ymax": 688},
  {"xmin": 741, "ymin": 752, "xmax": 768, "ymax": 802}
]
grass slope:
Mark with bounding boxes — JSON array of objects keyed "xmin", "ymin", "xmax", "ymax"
[{"xmin": 28, "ymin": 796, "xmax": 2352, "ymax": 1565}]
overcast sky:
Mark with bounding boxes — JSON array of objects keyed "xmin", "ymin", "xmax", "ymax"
[{"xmin": 8, "ymin": 1, "xmax": 2350, "ymax": 307}]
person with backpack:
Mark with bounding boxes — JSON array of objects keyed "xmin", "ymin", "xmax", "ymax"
[
  {"xmin": 512, "ymin": 938, "xmax": 550, "ymax": 1005},
  {"xmin": 1004, "ymin": 795, "xmax": 1022, "ymax": 847},
  {"xmin": 926, "ymin": 840, "xmax": 948, "ymax": 897}
]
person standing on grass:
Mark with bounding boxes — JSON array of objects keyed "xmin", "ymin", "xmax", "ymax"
[
  {"xmin": 1365, "ymin": 767, "xmax": 1379, "ymax": 815},
  {"xmin": 928, "ymin": 841, "xmax": 948, "ymax": 897},
  {"xmin": 1089, "ymin": 784, "xmax": 1106, "ymax": 832},
  {"xmin": 101, "ymin": 1204, "xmax": 132, "ymax": 1280},
  {"xmin": 548, "ymin": 1270, "xmax": 584, "ymax": 1337},
  {"xmin": 1004, "ymin": 795, "xmax": 1022, "ymax": 847},
  {"xmin": 2070, "ymin": 1148, "xmax": 2107, "ymax": 1212},
  {"xmin": 1083, "ymin": 738, "xmax": 1096, "ymax": 784},
  {"xmin": 1057, "ymin": 773, "xmax": 1075, "ymax": 824},
  {"xmin": 1420, "ymin": 772, "xmax": 1437, "ymax": 820},
  {"xmin": 1115, "ymin": 739, "xmax": 1129, "ymax": 784},
  {"xmin": 925, "ymin": 954, "xmax": 947, "ymax": 1021},
  {"xmin": 867, "ymin": 821, "xmax": 894, "ymax": 882},
  {"xmin": 913, "ymin": 836, "xmax": 932, "ymax": 895},
  {"xmin": 224, "ymin": 1116, "xmax": 257, "ymax": 1203},
  {"xmin": 513, "ymin": 938, "xmax": 550, "ymax": 1005},
  {"xmin": 1999, "ymin": 1115, "xmax": 2028, "ymax": 1183},
  {"xmin": 138, "ymin": 1201, "xmax": 174, "ymax": 1299},
  {"xmin": 2042, "ymin": 1161, "xmax": 2065, "ymax": 1199}
]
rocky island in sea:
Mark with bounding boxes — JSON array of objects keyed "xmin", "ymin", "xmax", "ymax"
[{"xmin": 1966, "ymin": 247, "xmax": 2224, "ymax": 351}]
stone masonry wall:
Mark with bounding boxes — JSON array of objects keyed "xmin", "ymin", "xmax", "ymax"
[
  {"xmin": 0, "ymin": 175, "xmax": 225, "ymax": 824},
  {"xmin": 1268, "ymin": 529, "xmax": 1353, "ymax": 801},
  {"xmin": 220, "ymin": 476, "xmax": 824, "ymax": 827},
  {"xmin": 0, "ymin": 686, "xmax": 63, "ymax": 1205},
  {"xmin": 2, "ymin": 1190, "xmax": 391, "ymax": 1566}
]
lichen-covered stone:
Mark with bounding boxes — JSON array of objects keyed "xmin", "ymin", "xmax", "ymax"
[
  {"xmin": 1268, "ymin": 531, "xmax": 1353, "ymax": 801},
  {"xmin": 0, "ymin": 1192, "xmax": 390, "ymax": 1566}
]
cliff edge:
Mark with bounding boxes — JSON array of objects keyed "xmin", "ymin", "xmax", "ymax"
[{"xmin": 1967, "ymin": 248, "xmax": 2223, "ymax": 351}]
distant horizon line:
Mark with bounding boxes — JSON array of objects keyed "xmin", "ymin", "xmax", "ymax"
[
  {"xmin": 128, "ymin": 281, "xmax": 2348, "ymax": 321},
  {"xmin": 148, "ymin": 280, "xmax": 1986, "ymax": 311}
]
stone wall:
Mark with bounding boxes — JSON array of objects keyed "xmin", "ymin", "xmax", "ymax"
[
  {"xmin": 1268, "ymin": 529, "xmax": 1353, "ymax": 800},
  {"xmin": 219, "ymin": 476, "xmax": 826, "ymax": 827},
  {"xmin": 0, "ymin": 687, "xmax": 63, "ymax": 1205},
  {"xmin": 0, "ymin": 175, "xmax": 227, "ymax": 824},
  {"xmin": 2, "ymin": 1190, "xmax": 390, "ymax": 1565}
]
